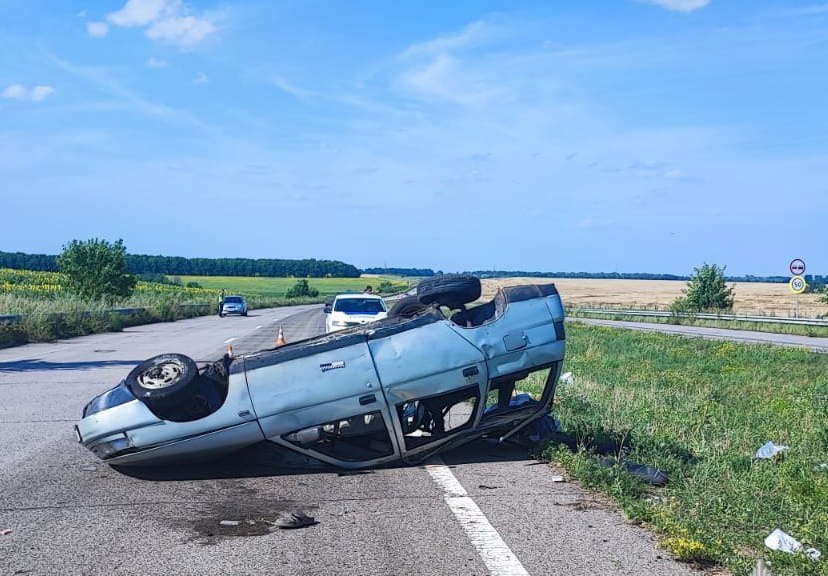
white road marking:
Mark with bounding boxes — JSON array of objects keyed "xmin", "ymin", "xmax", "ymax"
[
  {"xmin": 223, "ymin": 337, "xmax": 237, "ymax": 344},
  {"xmin": 425, "ymin": 457, "xmax": 529, "ymax": 576},
  {"xmin": 255, "ymin": 325, "xmax": 262, "ymax": 330}
]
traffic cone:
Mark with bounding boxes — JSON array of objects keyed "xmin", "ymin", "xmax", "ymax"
[
  {"xmin": 226, "ymin": 345, "xmax": 234, "ymax": 358},
  {"xmin": 276, "ymin": 325, "xmax": 286, "ymax": 346}
]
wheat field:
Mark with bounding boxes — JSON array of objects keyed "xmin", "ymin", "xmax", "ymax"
[{"xmin": 481, "ymin": 277, "xmax": 825, "ymax": 317}]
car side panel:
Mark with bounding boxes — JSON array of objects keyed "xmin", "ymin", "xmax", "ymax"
[
  {"xmin": 245, "ymin": 341, "xmax": 384, "ymax": 438},
  {"xmin": 450, "ymin": 296, "xmax": 565, "ymax": 379},
  {"xmin": 368, "ymin": 321, "xmax": 488, "ymax": 450}
]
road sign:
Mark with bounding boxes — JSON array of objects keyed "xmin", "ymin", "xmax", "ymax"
[
  {"xmin": 790, "ymin": 258, "xmax": 806, "ymax": 275},
  {"xmin": 790, "ymin": 275, "xmax": 807, "ymax": 294}
]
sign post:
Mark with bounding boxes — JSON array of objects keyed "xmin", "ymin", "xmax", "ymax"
[{"xmin": 789, "ymin": 259, "xmax": 807, "ymax": 318}]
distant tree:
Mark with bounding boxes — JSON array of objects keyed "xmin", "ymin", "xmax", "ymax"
[
  {"xmin": 672, "ymin": 263, "xmax": 735, "ymax": 312},
  {"xmin": 285, "ymin": 279, "xmax": 319, "ymax": 298},
  {"xmin": 57, "ymin": 238, "xmax": 136, "ymax": 301}
]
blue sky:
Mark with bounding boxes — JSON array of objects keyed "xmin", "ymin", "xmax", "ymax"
[{"xmin": 1, "ymin": 0, "xmax": 826, "ymax": 275}]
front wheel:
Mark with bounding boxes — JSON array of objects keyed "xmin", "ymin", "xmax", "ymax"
[{"xmin": 125, "ymin": 354, "xmax": 226, "ymax": 422}]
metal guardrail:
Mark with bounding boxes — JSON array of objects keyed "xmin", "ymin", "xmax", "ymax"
[
  {"xmin": 0, "ymin": 303, "xmax": 213, "ymax": 326},
  {"xmin": 571, "ymin": 308, "xmax": 828, "ymax": 327}
]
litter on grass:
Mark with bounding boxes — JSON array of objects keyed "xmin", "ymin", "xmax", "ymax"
[
  {"xmin": 755, "ymin": 441, "xmax": 788, "ymax": 460},
  {"xmin": 765, "ymin": 528, "xmax": 821, "ymax": 561}
]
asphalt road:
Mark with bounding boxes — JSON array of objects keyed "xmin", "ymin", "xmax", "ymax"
[
  {"xmin": 573, "ymin": 317, "xmax": 828, "ymax": 353},
  {"xmin": 0, "ymin": 306, "xmax": 700, "ymax": 576}
]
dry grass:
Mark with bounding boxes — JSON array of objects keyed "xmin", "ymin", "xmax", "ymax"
[{"xmin": 481, "ymin": 278, "xmax": 826, "ymax": 318}]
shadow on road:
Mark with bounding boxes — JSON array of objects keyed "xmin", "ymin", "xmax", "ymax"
[
  {"xmin": 115, "ymin": 438, "xmax": 536, "ymax": 482},
  {"xmin": 0, "ymin": 359, "xmax": 142, "ymax": 372}
]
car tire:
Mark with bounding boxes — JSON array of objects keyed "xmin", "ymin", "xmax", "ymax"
[
  {"xmin": 125, "ymin": 354, "xmax": 225, "ymax": 422},
  {"xmin": 388, "ymin": 295, "xmax": 432, "ymax": 318},
  {"xmin": 416, "ymin": 274, "xmax": 481, "ymax": 309}
]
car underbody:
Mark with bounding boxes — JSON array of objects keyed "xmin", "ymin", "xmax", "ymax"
[{"xmin": 76, "ymin": 277, "xmax": 566, "ymax": 469}]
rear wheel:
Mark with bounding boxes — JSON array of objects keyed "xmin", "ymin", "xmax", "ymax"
[
  {"xmin": 417, "ymin": 274, "xmax": 481, "ymax": 309},
  {"xmin": 388, "ymin": 295, "xmax": 432, "ymax": 318}
]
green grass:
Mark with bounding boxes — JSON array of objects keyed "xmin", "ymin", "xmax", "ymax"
[
  {"xmin": 527, "ymin": 323, "xmax": 828, "ymax": 575},
  {"xmin": 568, "ymin": 308, "xmax": 828, "ymax": 338},
  {"xmin": 177, "ymin": 275, "xmax": 412, "ymax": 297}
]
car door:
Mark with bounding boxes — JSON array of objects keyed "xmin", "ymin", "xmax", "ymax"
[
  {"xmin": 242, "ymin": 333, "xmax": 401, "ymax": 468},
  {"xmin": 367, "ymin": 319, "xmax": 489, "ymax": 461}
]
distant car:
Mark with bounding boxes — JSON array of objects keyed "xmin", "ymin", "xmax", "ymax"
[
  {"xmin": 75, "ymin": 275, "xmax": 566, "ymax": 469},
  {"xmin": 221, "ymin": 295, "xmax": 248, "ymax": 317},
  {"xmin": 325, "ymin": 293, "xmax": 387, "ymax": 333}
]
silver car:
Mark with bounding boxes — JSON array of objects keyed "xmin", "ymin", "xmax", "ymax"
[
  {"xmin": 76, "ymin": 275, "xmax": 566, "ymax": 468},
  {"xmin": 221, "ymin": 295, "xmax": 248, "ymax": 317}
]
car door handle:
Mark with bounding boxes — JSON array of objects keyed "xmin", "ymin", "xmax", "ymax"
[{"xmin": 359, "ymin": 394, "xmax": 377, "ymax": 406}]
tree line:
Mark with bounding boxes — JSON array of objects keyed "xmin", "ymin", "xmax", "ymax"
[
  {"xmin": 362, "ymin": 267, "xmax": 437, "ymax": 277},
  {"xmin": 0, "ymin": 250, "xmax": 360, "ymax": 278}
]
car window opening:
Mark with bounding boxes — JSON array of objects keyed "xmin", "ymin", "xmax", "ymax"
[
  {"xmin": 397, "ymin": 386, "xmax": 479, "ymax": 449},
  {"xmin": 283, "ymin": 411, "xmax": 394, "ymax": 462},
  {"xmin": 450, "ymin": 291, "xmax": 507, "ymax": 328},
  {"xmin": 482, "ymin": 367, "xmax": 552, "ymax": 419},
  {"xmin": 224, "ymin": 296, "xmax": 243, "ymax": 304}
]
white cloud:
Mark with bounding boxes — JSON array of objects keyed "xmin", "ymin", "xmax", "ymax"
[
  {"xmin": 86, "ymin": 21, "xmax": 110, "ymax": 38},
  {"xmin": 77, "ymin": 9, "xmax": 87, "ymax": 18},
  {"xmin": 104, "ymin": 0, "xmax": 216, "ymax": 48},
  {"xmin": 1, "ymin": 84, "xmax": 27, "ymax": 100},
  {"xmin": 1, "ymin": 84, "xmax": 54, "ymax": 102},
  {"xmin": 146, "ymin": 57, "xmax": 167, "ymax": 68},
  {"xmin": 402, "ymin": 21, "xmax": 492, "ymax": 58},
  {"xmin": 193, "ymin": 72, "xmax": 208, "ymax": 84},
  {"xmin": 146, "ymin": 16, "xmax": 216, "ymax": 48},
  {"xmin": 395, "ymin": 20, "xmax": 507, "ymax": 107},
  {"xmin": 30, "ymin": 86, "xmax": 55, "ymax": 101},
  {"xmin": 271, "ymin": 75, "xmax": 317, "ymax": 100},
  {"xmin": 641, "ymin": 0, "xmax": 711, "ymax": 12},
  {"xmin": 107, "ymin": 0, "xmax": 169, "ymax": 27}
]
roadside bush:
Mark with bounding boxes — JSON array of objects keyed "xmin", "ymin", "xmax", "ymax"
[
  {"xmin": 673, "ymin": 263, "xmax": 734, "ymax": 312},
  {"xmin": 57, "ymin": 238, "xmax": 136, "ymax": 302},
  {"xmin": 185, "ymin": 281, "xmax": 202, "ymax": 289},
  {"xmin": 285, "ymin": 279, "xmax": 319, "ymax": 298},
  {"xmin": 377, "ymin": 281, "xmax": 395, "ymax": 294}
]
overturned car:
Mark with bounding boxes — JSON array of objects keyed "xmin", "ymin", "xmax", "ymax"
[{"xmin": 76, "ymin": 275, "xmax": 566, "ymax": 468}]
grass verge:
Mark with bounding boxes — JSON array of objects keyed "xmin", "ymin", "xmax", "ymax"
[
  {"xmin": 568, "ymin": 309, "xmax": 828, "ymax": 338},
  {"xmin": 537, "ymin": 323, "xmax": 828, "ymax": 575}
]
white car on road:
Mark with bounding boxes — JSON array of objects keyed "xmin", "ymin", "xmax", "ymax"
[{"xmin": 325, "ymin": 293, "xmax": 388, "ymax": 333}]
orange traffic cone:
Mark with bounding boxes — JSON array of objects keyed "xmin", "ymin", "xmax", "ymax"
[
  {"xmin": 276, "ymin": 326, "xmax": 286, "ymax": 346},
  {"xmin": 226, "ymin": 345, "xmax": 234, "ymax": 358}
]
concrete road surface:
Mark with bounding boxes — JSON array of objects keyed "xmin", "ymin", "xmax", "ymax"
[
  {"xmin": 0, "ymin": 306, "xmax": 701, "ymax": 576},
  {"xmin": 573, "ymin": 317, "xmax": 828, "ymax": 353}
]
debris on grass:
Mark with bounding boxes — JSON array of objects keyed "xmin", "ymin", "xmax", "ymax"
[
  {"xmin": 764, "ymin": 528, "xmax": 821, "ymax": 561},
  {"xmin": 599, "ymin": 457, "xmax": 669, "ymax": 486},
  {"xmin": 559, "ymin": 372, "xmax": 574, "ymax": 385},
  {"xmin": 755, "ymin": 441, "xmax": 788, "ymax": 460}
]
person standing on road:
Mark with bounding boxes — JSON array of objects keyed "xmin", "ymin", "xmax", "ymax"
[{"xmin": 218, "ymin": 289, "xmax": 226, "ymax": 316}]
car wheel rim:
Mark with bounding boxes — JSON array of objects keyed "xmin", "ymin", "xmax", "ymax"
[{"xmin": 139, "ymin": 360, "xmax": 185, "ymax": 389}]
